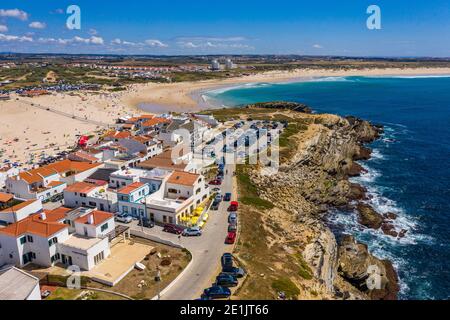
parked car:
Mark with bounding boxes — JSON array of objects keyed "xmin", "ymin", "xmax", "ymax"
[
  {"xmin": 202, "ymin": 286, "xmax": 231, "ymax": 300},
  {"xmin": 223, "ymin": 193, "xmax": 232, "ymax": 202},
  {"xmin": 115, "ymin": 213, "xmax": 133, "ymax": 224},
  {"xmin": 221, "ymin": 253, "xmax": 234, "ymax": 269},
  {"xmin": 228, "ymin": 201, "xmax": 239, "ymax": 212},
  {"xmin": 209, "ymin": 179, "xmax": 222, "ymax": 186},
  {"xmin": 222, "ymin": 267, "xmax": 246, "ymax": 278},
  {"xmin": 211, "ymin": 201, "xmax": 220, "ymax": 211},
  {"xmin": 138, "ymin": 219, "xmax": 154, "ymax": 228},
  {"xmin": 182, "ymin": 227, "xmax": 202, "ymax": 237},
  {"xmin": 228, "ymin": 224, "xmax": 238, "ymax": 233},
  {"xmin": 228, "ymin": 212, "xmax": 238, "ymax": 224},
  {"xmin": 215, "ymin": 194, "xmax": 223, "ymax": 202},
  {"xmin": 225, "ymin": 231, "xmax": 237, "ymax": 244},
  {"xmin": 216, "ymin": 274, "xmax": 238, "ymax": 287},
  {"xmin": 212, "ymin": 187, "xmax": 221, "ymax": 193},
  {"xmin": 41, "ymin": 290, "xmax": 51, "ymax": 299},
  {"xmin": 163, "ymin": 224, "xmax": 184, "ymax": 235}
]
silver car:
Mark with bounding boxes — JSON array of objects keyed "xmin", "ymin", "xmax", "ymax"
[{"xmin": 182, "ymin": 227, "xmax": 202, "ymax": 237}]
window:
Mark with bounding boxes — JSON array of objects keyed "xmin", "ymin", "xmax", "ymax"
[
  {"xmin": 168, "ymin": 188, "xmax": 178, "ymax": 194},
  {"xmin": 123, "ymin": 206, "xmax": 128, "ymax": 214},
  {"xmin": 101, "ymin": 223, "xmax": 108, "ymax": 232},
  {"xmin": 20, "ymin": 236, "xmax": 27, "ymax": 245},
  {"xmin": 196, "ymin": 188, "xmax": 201, "ymax": 195},
  {"xmin": 48, "ymin": 237, "xmax": 58, "ymax": 247},
  {"xmin": 89, "ymin": 201, "xmax": 96, "ymax": 207},
  {"xmin": 27, "ymin": 235, "xmax": 33, "ymax": 243},
  {"xmin": 94, "ymin": 251, "xmax": 105, "ymax": 265}
]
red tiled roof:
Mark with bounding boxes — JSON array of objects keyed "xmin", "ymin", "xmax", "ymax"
[
  {"xmin": 167, "ymin": 171, "xmax": 200, "ymax": 186},
  {"xmin": 0, "ymin": 200, "xmax": 39, "ymax": 213},
  {"xmin": 75, "ymin": 210, "xmax": 113, "ymax": 226},
  {"xmin": 44, "ymin": 207, "xmax": 72, "ymax": 223},
  {"xmin": 0, "ymin": 213, "xmax": 68, "ymax": 238},
  {"xmin": 142, "ymin": 117, "xmax": 170, "ymax": 127},
  {"xmin": 118, "ymin": 182, "xmax": 145, "ymax": 195},
  {"xmin": 64, "ymin": 182, "xmax": 99, "ymax": 194},
  {"xmin": 0, "ymin": 192, "xmax": 13, "ymax": 203}
]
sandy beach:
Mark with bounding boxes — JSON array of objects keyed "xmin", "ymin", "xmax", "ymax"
[
  {"xmin": 2, "ymin": 66, "xmax": 450, "ymax": 168},
  {"xmin": 120, "ymin": 67, "xmax": 450, "ymax": 112}
]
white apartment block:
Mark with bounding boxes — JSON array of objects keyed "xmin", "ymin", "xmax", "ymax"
[
  {"xmin": 0, "ymin": 208, "xmax": 114, "ymax": 271},
  {"xmin": 63, "ymin": 182, "xmax": 118, "ymax": 213},
  {"xmin": 0, "ymin": 195, "xmax": 43, "ymax": 225}
]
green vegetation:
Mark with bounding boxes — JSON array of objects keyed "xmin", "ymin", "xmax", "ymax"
[
  {"xmin": 236, "ymin": 165, "xmax": 274, "ymax": 210},
  {"xmin": 294, "ymin": 253, "xmax": 313, "ymax": 280},
  {"xmin": 46, "ymin": 288, "xmax": 126, "ymax": 301},
  {"xmin": 271, "ymin": 278, "xmax": 300, "ymax": 299}
]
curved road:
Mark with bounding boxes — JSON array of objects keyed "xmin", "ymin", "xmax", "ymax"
[{"xmin": 159, "ymin": 164, "xmax": 237, "ymax": 300}]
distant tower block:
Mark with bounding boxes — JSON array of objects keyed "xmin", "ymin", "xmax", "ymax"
[
  {"xmin": 225, "ymin": 59, "xmax": 236, "ymax": 70},
  {"xmin": 211, "ymin": 59, "xmax": 221, "ymax": 71}
]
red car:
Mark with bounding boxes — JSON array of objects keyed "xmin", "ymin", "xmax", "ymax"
[
  {"xmin": 163, "ymin": 224, "xmax": 184, "ymax": 235},
  {"xmin": 209, "ymin": 179, "xmax": 222, "ymax": 186},
  {"xmin": 228, "ymin": 201, "xmax": 239, "ymax": 212},
  {"xmin": 225, "ymin": 232, "xmax": 237, "ymax": 244}
]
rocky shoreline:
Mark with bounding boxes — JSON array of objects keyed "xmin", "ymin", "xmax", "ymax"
[{"xmin": 244, "ymin": 102, "xmax": 400, "ymax": 299}]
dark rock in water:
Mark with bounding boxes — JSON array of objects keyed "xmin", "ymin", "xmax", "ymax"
[
  {"xmin": 354, "ymin": 146, "xmax": 372, "ymax": 161},
  {"xmin": 357, "ymin": 203, "xmax": 384, "ymax": 229},
  {"xmin": 338, "ymin": 235, "xmax": 399, "ymax": 300},
  {"xmin": 384, "ymin": 212, "xmax": 398, "ymax": 220},
  {"xmin": 398, "ymin": 229, "xmax": 408, "ymax": 238},
  {"xmin": 347, "ymin": 162, "xmax": 367, "ymax": 177},
  {"xmin": 381, "ymin": 223, "xmax": 398, "ymax": 238},
  {"xmin": 348, "ymin": 183, "xmax": 367, "ymax": 201},
  {"xmin": 248, "ymin": 101, "xmax": 313, "ymax": 113},
  {"xmin": 345, "ymin": 116, "xmax": 383, "ymax": 143}
]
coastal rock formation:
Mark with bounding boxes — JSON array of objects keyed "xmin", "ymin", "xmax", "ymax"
[
  {"xmin": 239, "ymin": 108, "xmax": 398, "ymax": 300},
  {"xmin": 357, "ymin": 204, "xmax": 384, "ymax": 229},
  {"xmin": 337, "ymin": 235, "xmax": 399, "ymax": 300},
  {"xmin": 248, "ymin": 101, "xmax": 313, "ymax": 113}
]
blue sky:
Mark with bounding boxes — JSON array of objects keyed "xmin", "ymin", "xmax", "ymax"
[{"xmin": 0, "ymin": 0, "xmax": 449, "ymax": 57}]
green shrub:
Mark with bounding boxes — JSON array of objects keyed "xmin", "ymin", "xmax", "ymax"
[{"xmin": 271, "ymin": 278, "xmax": 300, "ymax": 299}]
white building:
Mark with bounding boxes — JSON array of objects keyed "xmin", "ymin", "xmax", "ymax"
[
  {"xmin": 0, "ymin": 208, "xmax": 115, "ymax": 271},
  {"xmin": 117, "ymin": 182, "xmax": 151, "ymax": 219},
  {"xmin": 145, "ymin": 171, "xmax": 210, "ymax": 225},
  {"xmin": 225, "ymin": 59, "xmax": 236, "ymax": 70},
  {"xmin": 63, "ymin": 182, "xmax": 118, "ymax": 213},
  {"xmin": 0, "ymin": 267, "xmax": 41, "ymax": 300},
  {"xmin": 211, "ymin": 59, "xmax": 221, "ymax": 71},
  {"xmin": 5, "ymin": 160, "xmax": 101, "ymax": 201},
  {"xmin": 0, "ymin": 165, "xmax": 19, "ymax": 190},
  {"xmin": 0, "ymin": 195, "xmax": 43, "ymax": 225}
]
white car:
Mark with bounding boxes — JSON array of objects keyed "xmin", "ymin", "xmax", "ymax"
[{"xmin": 115, "ymin": 213, "xmax": 133, "ymax": 224}]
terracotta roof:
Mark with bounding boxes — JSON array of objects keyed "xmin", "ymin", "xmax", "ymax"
[
  {"xmin": 64, "ymin": 182, "xmax": 99, "ymax": 194},
  {"xmin": 131, "ymin": 135, "xmax": 152, "ymax": 143},
  {"xmin": 0, "ymin": 200, "xmax": 39, "ymax": 213},
  {"xmin": 70, "ymin": 151, "xmax": 99, "ymax": 163},
  {"xmin": 139, "ymin": 155, "xmax": 187, "ymax": 171},
  {"xmin": 104, "ymin": 131, "xmax": 132, "ymax": 140},
  {"xmin": 74, "ymin": 210, "xmax": 113, "ymax": 226},
  {"xmin": 14, "ymin": 160, "xmax": 101, "ymax": 185},
  {"xmin": 44, "ymin": 207, "xmax": 72, "ymax": 222},
  {"xmin": 142, "ymin": 117, "xmax": 171, "ymax": 128},
  {"xmin": 167, "ymin": 171, "xmax": 200, "ymax": 187},
  {"xmin": 0, "ymin": 192, "xmax": 13, "ymax": 203},
  {"xmin": 118, "ymin": 182, "xmax": 145, "ymax": 195},
  {"xmin": 0, "ymin": 214, "xmax": 68, "ymax": 238},
  {"xmin": 47, "ymin": 181, "xmax": 65, "ymax": 188}
]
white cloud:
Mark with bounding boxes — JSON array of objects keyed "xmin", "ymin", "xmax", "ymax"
[
  {"xmin": 90, "ymin": 36, "xmax": 104, "ymax": 45},
  {"xmin": 111, "ymin": 38, "xmax": 122, "ymax": 45},
  {"xmin": 145, "ymin": 39, "xmax": 168, "ymax": 48},
  {"xmin": 38, "ymin": 36, "xmax": 104, "ymax": 45},
  {"xmin": 178, "ymin": 40, "xmax": 253, "ymax": 50},
  {"xmin": 313, "ymin": 44, "xmax": 323, "ymax": 49},
  {"xmin": 0, "ymin": 9, "xmax": 28, "ymax": 21},
  {"xmin": 0, "ymin": 33, "xmax": 33, "ymax": 42},
  {"xmin": 177, "ymin": 36, "xmax": 247, "ymax": 42},
  {"xmin": 29, "ymin": 21, "xmax": 47, "ymax": 29},
  {"xmin": 88, "ymin": 28, "xmax": 98, "ymax": 35},
  {"xmin": 0, "ymin": 25, "xmax": 7, "ymax": 32}
]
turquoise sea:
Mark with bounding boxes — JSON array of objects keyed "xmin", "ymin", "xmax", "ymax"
[{"xmin": 205, "ymin": 75, "xmax": 450, "ymax": 300}]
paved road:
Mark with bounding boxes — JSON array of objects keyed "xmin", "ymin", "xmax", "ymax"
[
  {"xmin": 122, "ymin": 164, "xmax": 237, "ymax": 300},
  {"xmin": 161, "ymin": 164, "xmax": 237, "ymax": 300}
]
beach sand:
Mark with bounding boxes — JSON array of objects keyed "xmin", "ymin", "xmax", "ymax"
[{"xmin": 2, "ymin": 67, "xmax": 450, "ymax": 168}]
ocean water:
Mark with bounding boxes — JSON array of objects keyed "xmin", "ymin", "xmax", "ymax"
[{"xmin": 205, "ymin": 76, "xmax": 450, "ymax": 300}]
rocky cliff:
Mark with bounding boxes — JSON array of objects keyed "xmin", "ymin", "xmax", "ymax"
[{"xmin": 236, "ymin": 107, "xmax": 399, "ymax": 300}]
